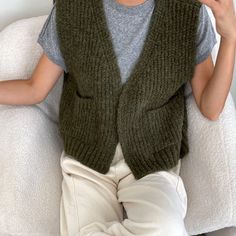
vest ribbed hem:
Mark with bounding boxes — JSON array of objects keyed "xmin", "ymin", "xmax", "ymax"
[
  {"xmin": 61, "ymin": 128, "xmax": 183, "ymax": 180},
  {"xmin": 123, "ymin": 143, "xmax": 181, "ymax": 179},
  {"xmin": 60, "ymin": 131, "xmax": 117, "ymax": 174}
]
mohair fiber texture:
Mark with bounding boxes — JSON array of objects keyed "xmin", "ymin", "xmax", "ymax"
[{"xmin": 55, "ymin": 0, "xmax": 202, "ymax": 179}]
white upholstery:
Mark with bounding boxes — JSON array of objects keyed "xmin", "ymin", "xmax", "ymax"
[
  {"xmin": 0, "ymin": 16, "xmax": 64, "ymax": 236},
  {"xmin": 182, "ymin": 83, "xmax": 236, "ymax": 235},
  {"xmin": 0, "ymin": 15, "xmax": 236, "ymax": 236}
]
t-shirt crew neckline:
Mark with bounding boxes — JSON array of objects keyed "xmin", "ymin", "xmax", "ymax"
[{"xmin": 106, "ymin": 0, "xmax": 155, "ymax": 15}]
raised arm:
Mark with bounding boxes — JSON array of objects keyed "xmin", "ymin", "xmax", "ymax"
[
  {"xmin": 0, "ymin": 53, "xmax": 64, "ymax": 106},
  {"xmin": 191, "ymin": 0, "xmax": 236, "ymax": 121}
]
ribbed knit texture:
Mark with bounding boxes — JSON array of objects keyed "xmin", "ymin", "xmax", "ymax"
[{"xmin": 55, "ymin": 0, "xmax": 202, "ymax": 179}]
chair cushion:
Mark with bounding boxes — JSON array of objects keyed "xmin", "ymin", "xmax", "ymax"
[
  {"xmin": 182, "ymin": 82, "xmax": 236, "ymax": 235},
  {"xmin": 0, "ymin": 15, "xmax": 63, "ymax": 236}
]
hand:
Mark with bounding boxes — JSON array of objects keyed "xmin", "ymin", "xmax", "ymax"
[{"xmin": 198, "ymin": 0, "xmax": 236, "ymax": 43}]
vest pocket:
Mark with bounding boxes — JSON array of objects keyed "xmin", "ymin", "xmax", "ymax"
[
  {"xmin": 75, "ymin": 89, "xmax": 94, "ymax": 103},
  {"xmin": 58, "ymin": 89, "xmax": 97, "ymax": 144},
  {"xmin": 76, "ymin": 88, "xmax": 94, "ymax": 100},
  {"xmin": 146, "ymin": 91, "xmax": 184, "ymax": 152}
]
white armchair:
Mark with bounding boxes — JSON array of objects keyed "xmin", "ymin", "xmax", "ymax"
[{"xmin": 0, "ymin": 15, "xmax": 236, "ymax": 236}]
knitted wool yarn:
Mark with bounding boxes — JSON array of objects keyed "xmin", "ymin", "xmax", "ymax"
[{"xmin": 56, "ymin": 0, "xmax": 201, "ymax": 179}]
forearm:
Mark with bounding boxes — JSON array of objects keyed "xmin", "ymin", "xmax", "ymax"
[
  {"xmin": 200, "ymin": 37, "xmax": 236, "ymax": 120},
  {"xmin": 0, "ymin": 79, "xmax": 41, "ymax": 105}
]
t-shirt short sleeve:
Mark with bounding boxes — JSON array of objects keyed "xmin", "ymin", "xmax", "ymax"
[
  {"xmin": 37, "ymin": 2, "xmax": 68, "ymax": 73},
  {"xmin": 195, "ymin": 4, "xmax": 218, "ymax": 65}
]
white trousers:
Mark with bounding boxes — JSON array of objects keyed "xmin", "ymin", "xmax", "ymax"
[{"xmin": 60, "ymin": 142, "xmax": 189, "ymax": 236}]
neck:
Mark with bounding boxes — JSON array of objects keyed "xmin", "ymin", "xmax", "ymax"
[{"xmin": 115, "ymin": 0, "xmax": 147, "ymax": 7}]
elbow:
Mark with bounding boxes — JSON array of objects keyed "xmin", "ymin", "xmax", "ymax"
[
  {"xmin": 204, "ymin": 113, "xmax": 220, "ymax": 121},
  {"xmin": 199, "ymin": 97, "xmax": 221, "ymax": 121},
  {"xmin": 27, "ymin": 79, "xmax": 46, "ymax": 104},
  {"xmin": 35, "ymin": 95, "xmax": 45, "ymax": 104},
  {"xmin": 200, "ymin": 108, "xmax": 220, "ymax": 121},
  {"xmin": 34, "ymin": 91, "xmax": 47, "ymax": 104},
  {"xmin": 35, "ymin": 89, "xmax": 47, "ymax": 104}
]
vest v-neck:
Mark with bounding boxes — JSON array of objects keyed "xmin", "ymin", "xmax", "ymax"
[{"xmin": 91, "ymin": 0, "xmax": 166, "ymax": 89}]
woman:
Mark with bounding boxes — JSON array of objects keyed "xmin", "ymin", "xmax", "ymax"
[{"xmin": 0, "ymin": 0, "xmax": 235, "ymax": 235}]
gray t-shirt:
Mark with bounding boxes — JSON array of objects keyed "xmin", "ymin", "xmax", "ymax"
[{"xmin": 37, "ymin": 0, "xmax": 217, "ymax": 83}]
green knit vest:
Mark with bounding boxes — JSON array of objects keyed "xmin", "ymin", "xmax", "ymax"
[{"xmin": 55, "ymin": 0, "xmax": 202, "ymax": 179}]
